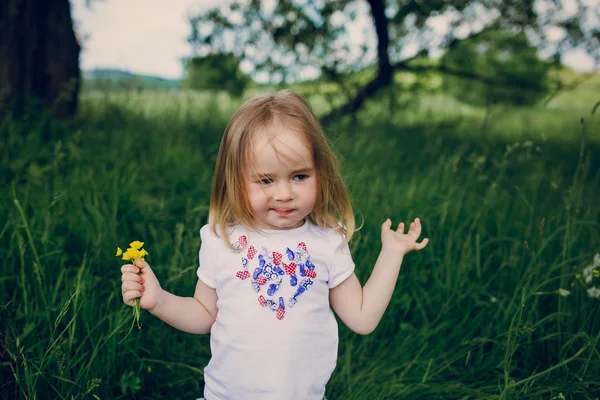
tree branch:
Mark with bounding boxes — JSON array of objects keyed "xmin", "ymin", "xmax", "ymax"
[
  {"xmin": 321, "ymin": 55, "xmax": 552, "ymax": 124},
  {"xmin": 392, "ymin": 62, "xmax": 548, "ymax": 93},
  {"xmin": 321, "ymin": 71, "xmax": 393, "ymax": 125}
]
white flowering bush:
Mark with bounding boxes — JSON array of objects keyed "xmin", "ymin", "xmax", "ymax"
[{"xmin": 576, "ymin": 253, "xmax": 600, "ymax": 299}]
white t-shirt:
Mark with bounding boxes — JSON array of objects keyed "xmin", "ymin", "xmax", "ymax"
[{"xmin": 196, "ymin": 221, "xmax": 355, "ymax": 400}]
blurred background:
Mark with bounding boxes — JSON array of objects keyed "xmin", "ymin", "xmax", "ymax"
[{"xmin": 1, "ymin": 0, "xmax": 599, "ymax": 399}]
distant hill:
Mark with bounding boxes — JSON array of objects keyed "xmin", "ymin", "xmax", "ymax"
[{"xmin": 83, "ymin": 68, "xmax": 180, "ymax": 90}]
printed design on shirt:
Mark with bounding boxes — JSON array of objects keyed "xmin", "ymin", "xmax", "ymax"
[
  {"xmin": 232, "ymin": 235, "xmax": 248, "ymax": 250},
  {"xmin": 232, "ymin": 236, "xmax": 316, "ymax": 320}
]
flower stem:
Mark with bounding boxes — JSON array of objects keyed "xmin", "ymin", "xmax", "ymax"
[{"xmin": 133, "ymin": 286, "xmax": 141, "ymax": 328}]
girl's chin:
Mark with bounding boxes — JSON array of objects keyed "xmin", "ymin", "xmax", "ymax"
[{"xmin": 255, "ymin": 217, "xmax": 305, "ymax": 230}]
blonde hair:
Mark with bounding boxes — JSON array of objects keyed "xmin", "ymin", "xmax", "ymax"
[{"xmin": 209, "ymin": 90, "xmax": 355, "ymax": 247}]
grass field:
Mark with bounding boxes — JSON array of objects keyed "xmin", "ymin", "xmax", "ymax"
[{"xmin": 1, "ymin": 79, "xmax": 600, "ymax": 399}]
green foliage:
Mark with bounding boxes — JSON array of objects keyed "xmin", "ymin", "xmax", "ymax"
[
  {"xmin": 1, "ymin": 83, "xmax": 600, "ymax": 399},
  {"xmin": 440, "ymin": 30, "xmax": 553, "ymax": 106},
  {"xmin": 187, "ymin": 0, "xmax": 596, "ymax": 92},
  {"xmin": 182, "ymin": 53, "xmax": 251, "ymax": 97},
  {"xmin": 119, "ymin": 371, "xmax": 142, "ymax": 395},
  {"xmin": 188, "ymin": 1, "xmax": 355, "ymax": 83}
]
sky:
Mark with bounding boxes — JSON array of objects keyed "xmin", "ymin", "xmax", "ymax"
[
  {"xmin": 72, "ymin": 0, "xmax": 218, "ymax": 79},
  {"xmin": 72, "ymin": 0, "xmax": 597, "ymax": 80}
]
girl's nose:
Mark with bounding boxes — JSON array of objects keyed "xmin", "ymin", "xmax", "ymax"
[{"xmin": 273, "ymin": 181, "xmax": 293, "ymax": 201}]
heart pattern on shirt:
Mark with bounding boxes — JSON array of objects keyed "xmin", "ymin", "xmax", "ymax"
[{"xmin": 233, "ymin": 236, "xmax": 317, "ymax": 320}]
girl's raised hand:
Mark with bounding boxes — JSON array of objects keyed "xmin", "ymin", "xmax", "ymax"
[
  {"xmin": 121, "ymin": 259, "xmax": 163, "ymax": 311},
  {"xmin": 381, "ymin": 218, "xmax": 429, "ymax": 255}
]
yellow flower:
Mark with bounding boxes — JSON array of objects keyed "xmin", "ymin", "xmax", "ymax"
[
  {"xmin": 122, "ymin": 247, "xmax": 142, "ymax": 261},
  {"xmin": 130, "ymin": 241, "xmax": 144, "ymax": 250},
  {"xmin": 116, "ymin": 247, "xmax": 123, "ymax": 257},
  {"xmin": 130, "ymin": 248, "xmax": 142, "ymax": 259},
  {"xmin": 139, "ymin": 249, "xmax": 149, "ymax": 257},
  {"xmin": 594, "ymin": 269, "xmax": 600, "ymax": 278}
]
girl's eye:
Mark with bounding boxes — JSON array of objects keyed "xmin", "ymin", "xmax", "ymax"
[
  {"xmin": 294, "ymin": 174, "xmax": 308, "ymax": 181},
  {"xmin": 260, "ymin": 178, "xmax": 273, "ymax": 185}
]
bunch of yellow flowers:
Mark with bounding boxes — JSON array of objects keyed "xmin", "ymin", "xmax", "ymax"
[
  {"xmin": 116, "ymin": 241, "xmax": 148, "ymax": 262},
  {"xmin": 116, "ymin": 240, "xmax": 149, "ymax": 329}
]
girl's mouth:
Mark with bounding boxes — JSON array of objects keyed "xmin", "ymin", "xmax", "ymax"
[{"xmin": 272, "ymin": 208, "xmax": 294, "ymax": 216}]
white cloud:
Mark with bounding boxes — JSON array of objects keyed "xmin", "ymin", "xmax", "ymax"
[{"xmin": 72, "ymin": 0, "xmax": 221, "ymax": 79}]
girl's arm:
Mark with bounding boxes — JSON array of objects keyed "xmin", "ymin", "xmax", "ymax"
[
  {"xmin": 149, "ymin": 279, "xmax": 218, "ymax": 334},
  {"xmin": 329, "ymin": 218, "xmax": 428, "ymax": 335},
  {"xmin": 121, "ymin": 260, "xmax": 217, "ymax": 334}
]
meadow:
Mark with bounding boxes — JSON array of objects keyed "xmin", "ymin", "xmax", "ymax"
[{"xmin": 1, "ymin": 77, "xmax": 600, "ymax": 399}]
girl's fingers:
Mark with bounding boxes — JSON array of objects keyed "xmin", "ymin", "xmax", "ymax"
[
  {"xmin": 122, "ymin": 281, "xmax": 143, "ymax": 292},
  {"xmin": 121, "ymin": 272, "xmax": 143, "ymax": 283},
  {"xmin": 382, "ymin": 219, "xmax": 392, "ymax": 230},
  {"xmin": 121, "ymin": 264, "xmax": 139, "ymax": 274},
  {"xmin": 123, "ymin": 290, "xmax": 142, "ymax": 305},
  {"xmin": 411, "ymin": 218, "xmax": 422, "ymax": 236},
  {"xmin": 396, "ymin": 222, "xmax": 405, "ymax": 233},
  {"xmin": 416, "ymin": 238, "xmax": 429, "ymax": 250}
]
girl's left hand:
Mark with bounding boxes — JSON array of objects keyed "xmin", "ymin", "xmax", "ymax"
[{"xmin": 381, "ymin": 218, "xmax": 429, "ymax": 255}]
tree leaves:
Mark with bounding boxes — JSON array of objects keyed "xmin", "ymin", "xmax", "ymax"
[{"xmin": 186, "ymin": 0, "xmax": 598, "ymax": 117}]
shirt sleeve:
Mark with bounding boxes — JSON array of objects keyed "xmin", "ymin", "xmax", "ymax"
[
  {"xmin": 197, "ymin": 225, "xmax": 218, "ymax": 288},
  {"xmin": 327, "ymin": 231, "xmax": 355, "ymax": 288}
]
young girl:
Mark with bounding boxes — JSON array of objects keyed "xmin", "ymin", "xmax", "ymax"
[{"xmin": 120, "ymin": 90, "xmax": 428, "ymax": 400}]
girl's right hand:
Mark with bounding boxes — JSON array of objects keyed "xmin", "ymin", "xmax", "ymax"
[{"xmin": 121, "ymin": 259, "xmax": 162, "ymax": 312}]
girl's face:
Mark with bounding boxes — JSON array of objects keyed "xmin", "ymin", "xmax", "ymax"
[{"xmin": 245, "ymin": 121, "xmax": 318, "ymax": 230}]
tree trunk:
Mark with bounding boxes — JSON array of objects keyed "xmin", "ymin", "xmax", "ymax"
[
  {"xmin": 368, "ymin": 0, "xmax": 392, "ymax": 86},
  {"xmin": 0, "ymin": 0, "xmax": 81, "ymax": 119},
  {"xmin": 322, "ymin": 0, "xmax": 391, "ymax": 124}
]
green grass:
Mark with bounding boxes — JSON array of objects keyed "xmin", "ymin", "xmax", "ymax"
[{"xmin": 1, "ymin": 83, "xmax": 599, "ymax": 399}]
